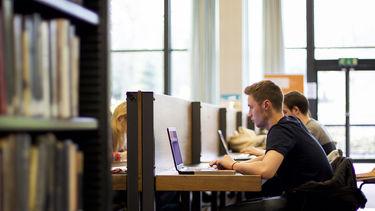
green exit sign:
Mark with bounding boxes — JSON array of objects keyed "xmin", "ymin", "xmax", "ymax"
[{"xmin": 338, "ymin": 58, "xmax": 358, "ymax": 67}]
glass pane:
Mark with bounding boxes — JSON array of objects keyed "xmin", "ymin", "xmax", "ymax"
[
  {"xmin": 350, "ymin": 71, "xmax": 375, "ymax": 124},
  {"xmin": 325, "ymin": 126, "xmax": 346, "ymax": 155},
  {"xmin": 350, "ymin": 126, "xmax": 375, "ymax": 159},
  {"xmin": 317, "ymin": 71, "xmax": 345, "ymax": 124},
  {"xmin": 315, "ymin": 48, "xmax": 375, "ymax": 60},
  {"xmin": 284, "ymin": 49, "xmax": 306, "ymax": 75},
  {"xmin": 315, "ymin": 0, "xmax": 375, "ymax": 48},
  {"xmin": 171, "ymin": 51, "xmax": 191, "ymax": 99},
  {"xmin": 171, "ymin": 0, "xmax": 192, "ymax": 49},
  {"xmin": 110, "ymin": 52, "xmax": 164, "ymax": 110},
  {"xmin": 110, "ymin": 0, "xmax": 164, "ymax": 50},
  {"xmin": 281, "ymin": 0, "xmax": 306, "ymax": 48}
]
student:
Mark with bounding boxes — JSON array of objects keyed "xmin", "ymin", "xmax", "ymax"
[
  {"xmin": 210, "ymin": 80, "xmax": 333, "ymax": 209},
  {"xmin": 241, "ymin": 90, "xmax": 337, "ymax": 156},
  {"xmin": 283, "ymin": 90, "xmax": 336, "ymax": 155},
  {"xmin": 111, "ymin": 102, "xmax": 127, "ymax": 161}
]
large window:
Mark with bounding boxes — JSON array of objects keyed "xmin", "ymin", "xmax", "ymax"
[
  {"xmin": 110, "ymin": 0, "xmax": 192, "ymax": 110},
  {"xmin": 314, "ymin": 0, "xmax": 375, "ymax": 59},
  {"xmin": 314, "ymin": 0, "xmax": 375, "ymax": 160},
  {"xmin": 282, "ymin": 0, "xmax": 306, "ymax": 75}
]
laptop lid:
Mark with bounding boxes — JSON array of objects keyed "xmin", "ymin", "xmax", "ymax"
[
  {"xmin": 218, "ymin": 129, "xmax": 230, "ymax": 154},
  {"xmin": 167, "ymin": 127, "xmax": 185, "ymax": 171}
]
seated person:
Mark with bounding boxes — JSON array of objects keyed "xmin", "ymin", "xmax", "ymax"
[
  {"xmin": 241, "ymin": 90, "xmax": 337, "ymax": 156},
  {"xmin": 210, "ymin": 80, "xmax": 333, "ymax": 209},
  {"xmin": 283, "ymin": 91, "xmax": 336, "ymax": 155},
  {"xmin": 111, "ymin": 102, "xmax": 127, "ymax": 162},
  {"xmin": 227, "ymin": 127, "xmax": 267, "ymax": 156}
]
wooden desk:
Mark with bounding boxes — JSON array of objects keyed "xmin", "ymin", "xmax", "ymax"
[
  {"xmin": 357, "ymin": 176, "xmax": 375, "ymax": 190},
  {"xmin": 112, "ymin": 172, "xmax": 261, "ymax": 192}
]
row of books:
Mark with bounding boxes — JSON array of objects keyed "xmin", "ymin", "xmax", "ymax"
[
  {"xmin": 0, "ymin": 12, "xmax": 80, "ymax": 119},
  {"xmin": 0, "ymin": 133, "xmax": 83, "ymax": 211}
]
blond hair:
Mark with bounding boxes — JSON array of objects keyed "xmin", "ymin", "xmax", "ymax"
[
  {"xmin": 111, "ymin": 102, "xmax": 127, "ymax": 152},
  {"xmin": 244, "ymin": 80, "xmax": 283, "ymax": 111}
]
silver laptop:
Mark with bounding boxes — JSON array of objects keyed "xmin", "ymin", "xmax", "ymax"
[
  {"xmin": 218, "ymin": 129, "xmax": 256, "ymax": 161},
  {"xmin": 167, "ymin": 127, "xmax": 235, "ymax": 175}
]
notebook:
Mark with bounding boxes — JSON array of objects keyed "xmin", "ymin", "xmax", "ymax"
[
  {"xmin": 167, "ymin": 127, "xmax": 235, "ymax": 175},
  {"xmin": 218, "ymin": 129, "xmax": 256, "ymax": 161}
]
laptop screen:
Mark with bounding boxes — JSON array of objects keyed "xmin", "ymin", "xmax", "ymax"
[
  {"xmin": 218, "ymin": 129, "xmax": 230, "ymax": 154},
  {"xmin": 167, "ymin": 127, "xmax": 183, "ymax": 165}
]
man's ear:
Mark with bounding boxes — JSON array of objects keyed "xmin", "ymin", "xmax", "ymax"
[
  {"xmin": 263, "ymin": 100, "xmax": 271, "ymax": 110},
  {"xmin": 292, "ymin": 106, "xmax": 300, "ymax": 114}
]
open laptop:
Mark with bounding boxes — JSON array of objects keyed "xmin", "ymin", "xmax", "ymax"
[
  {"xmin": 218, "ymin": 129, "xmax": 256, "ymax": 161},
  {"xmin": 167, "ymin": 127, "xmax": 235, "ymax": 175}
]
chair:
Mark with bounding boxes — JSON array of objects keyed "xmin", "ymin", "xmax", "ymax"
[{"xmin": 286, "ymin": 157, "xmax": 367, "ymax": 211}]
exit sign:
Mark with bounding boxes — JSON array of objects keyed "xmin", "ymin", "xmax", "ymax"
[{"xmin": 338, "ymin": 58, "xmax": 358, "ymax": 67}]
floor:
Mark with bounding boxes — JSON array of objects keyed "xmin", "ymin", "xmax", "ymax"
[{"xmin": 354, "ymin": 163, "xmax": 375, "ymax": 210}]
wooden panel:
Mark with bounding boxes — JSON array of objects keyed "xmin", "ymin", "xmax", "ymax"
[
  {"xmin": 226, "ymin": 108, "xmax": 238, "ymax": 140},
  {"xmin": 112, "ymin": 174, "xmax": 127, "ymax": 190},
  {"xmin": 156, "ymin": 174, "xmax": 261, "ymax": 191},
  {"xmin": 200, "ymin": 103, "xmax": 221, "ymax": 160},
  {"xmin": 111, "ymin": 174, "xmax": 262, "ymax": 192},
  {"xmin": 154, "ymin": 94, "xmax": 192, "ymax": 171},
  {"xmin": 264, "ymin": 74, "xmax": 304, "ymax": 94}
]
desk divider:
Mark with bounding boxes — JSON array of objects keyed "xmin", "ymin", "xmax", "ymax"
[
  {"xmin": 154, "ymin": 94, "xmax": 192, "ymax": 171},
  {"xmin": 219, "ymin": 108, "xmax": 227, "ymax": 155},
  {"xmin": 191, "ymin": 102, "xmax": 201, "ymax": 164},
  {"xmin": 200, "ymin": 103, "xmax": 222, "ymax": 159},
  {"xmin": 126, "ymin": 92, "xmax": 155, "ymax": 211}
]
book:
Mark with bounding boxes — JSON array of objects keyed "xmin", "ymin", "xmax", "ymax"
[
  {"xmin": 39, "ymin": 20, "xmax": 51, "ymax": 118},
  {"xmin": 13, "ymin": 14, "xmax": 24, "ymax": 115},
  {"xmin": 2, "ymin": 2, "xmax": 15, "ymax": 115},
  {"xmin": 70, "ymin": 29, "xmax": 80, "ymax": 117},
  {"xmin": 15, "ymin": 134, "xmax": 31, "ymax": 211},
  {"xmin": 0, "ymin": 9, "xmax": 7, "ymax": 115},
  {"xmin": 56, "ymin": 19, "xmax": 71, "ymax": 119},
  {"xmin": 28, "ymin": 13, "xmax": 44, "ymax": 117},
  {"xmin": 44, "ymin": 134, "xmax": 57, "ymax": 211},
  {"xmin": 3, "ymin": 135, "xmax": 17, "ymax": 211},
  {"xmin": 0, "ymin": 138, "xmax": 4, "ymax": 210},
  {"xmin": 49, "ymin": 20, "xmax": 58, "ymax": 118},
  {"xmin": 76, "ymin": 151, "xmax": 83, "ymax": 211},
  {"xmin": 28, "ymin": 145, "xmax": 38, "ymax": 211},
  {"xmin": 22, "ymin": 16, "xmax": 33, "ymax": 117}
]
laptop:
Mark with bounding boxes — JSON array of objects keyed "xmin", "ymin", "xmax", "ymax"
[
  {"xmin": 167, "ymin": 127, "xmax": 235, "ymax": 175},
  {"xmin": 218, "ymin": 129, "xmax": 256, "ymax": 161}
]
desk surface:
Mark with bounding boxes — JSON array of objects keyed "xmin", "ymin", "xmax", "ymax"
[{"xmin": 112, "ymin": 172, "xmax": 261, "ymax": 192}]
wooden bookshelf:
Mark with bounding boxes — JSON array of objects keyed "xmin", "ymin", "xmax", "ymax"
[
  {"xmin": 0, "ymin": 0, "xmax": 111, "ymax": 211},
  {"xmin": 0, "ymin": 116, "xmax": 98, "ymax": 131}
]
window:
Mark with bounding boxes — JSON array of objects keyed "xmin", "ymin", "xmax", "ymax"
[
  {"xmin": 110, "ymin": 0, "xmax": 192, "ymax": 111},
  {"xmin": 282, "ymin": 0, "xmax": 306, "ymax": 75},
  {"xmin": 314, "ymin": 0, "xmax": 375, "ymax": 59}
]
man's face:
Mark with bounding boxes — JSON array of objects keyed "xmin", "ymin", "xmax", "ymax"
[
  {"xmin": 282, "ymin": 104, "xmax": 294, "ymax": 116},
  {"xmin": 248, "ymin": 95, "xmax": 267, "ymax": 128}
]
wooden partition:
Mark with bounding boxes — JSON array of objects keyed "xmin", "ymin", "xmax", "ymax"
[
  {"xmin": 226, "ymin": 108, "xmax": 239, "ymax": 140},
  {"xmin": 153, "ymin": 94, "xmax": 193, "ymax": 171},
  {"xmin": 200, "ymin": 103, "xmax": 222, "ymax": 161}
]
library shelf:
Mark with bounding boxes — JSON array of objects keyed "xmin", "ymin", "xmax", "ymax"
[{"xmin": 0, "ymin": 116, "xmax": 98, "ymax": 131}]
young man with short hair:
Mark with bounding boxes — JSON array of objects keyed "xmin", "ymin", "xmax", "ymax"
[
  {"xmin": 283, "ymin": 90, "xmax": 336, "ymax": 155},
  {"xmin": 210, "ymin": 80, "xmax": 333, "ymax": 208}
]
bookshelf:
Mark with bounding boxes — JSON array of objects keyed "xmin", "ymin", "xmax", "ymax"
[{"xmin": 0, "ymin": 0, "xmax": 111, "ymax": 211}]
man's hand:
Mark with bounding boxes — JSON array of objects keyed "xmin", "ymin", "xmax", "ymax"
[
  {"xmin": 209, "ymin": 155, "xmax": 236, "ymax": 170},
  {"xmin": 240, "ymin": 146, "xmax": 265, "ymax": 156}
]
